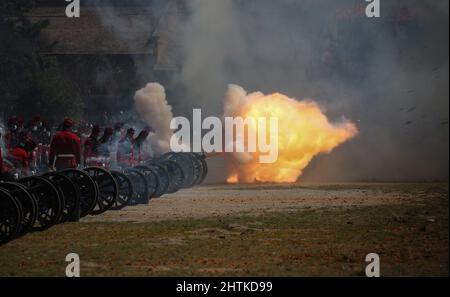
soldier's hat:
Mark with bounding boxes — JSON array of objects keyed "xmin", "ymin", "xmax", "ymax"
[{"xmin": 63, "ymin": 118, "xmax": 75, "ymax": 129}]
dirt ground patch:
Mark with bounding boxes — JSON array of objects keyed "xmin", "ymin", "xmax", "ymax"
[{"xmin": 83, "ymin": 182, "xmax": 445, "ymax": 223}]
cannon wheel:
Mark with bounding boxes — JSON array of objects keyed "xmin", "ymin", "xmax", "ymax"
[
  {"xmin": 0, "ymin": 189, "xmax": 23, "ymax": 245},
  {"xmin": 61, "ymin": 169, "xmax": 98, "ymax": 217},
  {"xmin": 192, "ymin": 153, "xmax": 208, "ymax": 185},
  {"xmin": 43, "ymin": 173, "xmax": 80, "ymax": 223},
  {"xmin": 123, "ymin": 168, "xmax": 149, "ymax": 205},
  {"xmin": 160, "ymin": 152, "xmax": 196, "ymax": 188},
  {"xmin": 198, "ymin": 155, "xmax": 208, "ymax": 184},
  {"xmin": 41, "ymin": 176, "xmax": 66, "ymax": 223},
  {"xmin": 19, "ymin": 176, "xmax": 62, "ymax": 231},
  {"xmin": 0, "ymin": 182, "xmax": 37, "ymax": 235},
  {"xmin": 187, "ymin": 153, "xmax": 204, "ymax": 185},
  {"xmin": 84, "ymin": 167, "xmax": 119, "ymax": 215},
  {"xmin": 134, "ymin": 166, "xmax": 160, "ymax": 199},
  {"xmin": 139, "ymin": 163, "xmax": 169, "ymax": 198},
  {"xmin": 155, "ymin": 160, "xmax": 184, "ymax": 194},
  {"xmin": 110, "ymin": 171, "xmax": 133, "ymax": 210}
]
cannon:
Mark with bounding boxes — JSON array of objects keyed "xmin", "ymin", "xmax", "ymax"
[
  {"xmin": 19, "ymin": 176, "xmax": 63, "ymax": 231},
  {"xmin": 0, "ymin": 182, "xmax": 38, "ymax": 235},
  {"xmin": 43, "ymin": 172, "xmax": 80, "ymax": 222},
  {"xmin": 0, "ymin": 188, "xmax": 23, "ymax": 244},
  {"xmin": 0, "ymin": 152, "xmax": 209, "ymax": 245}
]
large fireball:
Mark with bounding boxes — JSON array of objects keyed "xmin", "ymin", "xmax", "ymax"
[{"xmin": 224, "ymin": 84, "xmax": 358, "ymax": 183}]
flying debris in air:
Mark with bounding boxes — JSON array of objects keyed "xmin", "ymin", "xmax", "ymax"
[
  {"xmin": 404, "ymin": 121, "xmax": 413, "ymax": 126},
  {"xmin": 406, "ymin": 106, "xmax": 416, "ymax": 113}
]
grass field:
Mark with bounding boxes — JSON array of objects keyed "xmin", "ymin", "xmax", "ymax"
[{"xmin": 0, "ymin": 183, "xmax": 448, "ymax": 276}]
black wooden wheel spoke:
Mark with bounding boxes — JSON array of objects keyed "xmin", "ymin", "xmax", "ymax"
[
  {"xmin": 0, "ymin": 182, "xmax": 37, "ymax": 235},
  {"xmin": 84, "ymin": 167, "xmax": 118, "ymax": 215},
  {"xmin": 110, "ymin": 171, "xmax": 134, "ymax": 210},
  {"xmin": 100, "ymin": 190, "xmax": 116, "ymax": 196},
  {"xmin": 61, "ymin": 169, "xmax": 98, "ymax": 217},
  {"xmin": 123, "ymin": 169, "xmax": 148, "ymax": 205},
  {"xmin": 19, "ymin": 177, "xmax": 61, "ymax": 231},
  {"xmin": 43, "ymin": 173, "xmax": 81, "ymax": 223},
  {"xmin": 135, "ymin": 165, "xmax": 164, "ymax": 198},
  {"xmin": 0, "ymin": 189, "xmax": 23, "ymax": 244}
]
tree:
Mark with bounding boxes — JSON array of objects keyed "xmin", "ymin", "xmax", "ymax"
[{"xmin": 0, "ymin": 0, "xmax": 84, "ymax": 125}]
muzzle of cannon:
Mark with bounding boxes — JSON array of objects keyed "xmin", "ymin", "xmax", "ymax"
[{"xmin": 0, "ymin": 152, "xmax": 209, "ymax": 245}]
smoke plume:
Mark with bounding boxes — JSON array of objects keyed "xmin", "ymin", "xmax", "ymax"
[{"xmin": 134, "ymin": 82, "xmax": 173, "ymax": 155}]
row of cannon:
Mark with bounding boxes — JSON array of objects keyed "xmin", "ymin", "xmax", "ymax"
[{"xmin": 0, "ymin": 152, "xmax": 208, "ymax": 245}]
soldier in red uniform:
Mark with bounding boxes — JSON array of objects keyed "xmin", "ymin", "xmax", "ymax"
[
  {"xmin": 30, "ymin": 117, "xmax": 52, "ymax": 171},
  {"xmin": 16, "ymin": 117, "xmax": 24, "ymax": 131},
  {"xmin": 134, "ymin": 126, "xmax": 152, "ymax": 164},
  {"xmin": 83, "ymin": 125, "xmax": 101, "ymax": 166},
  {"xmin": 116, "ymin": 128, "xmax": 135, "ymax": 167},
  {"xmin": 109, "ymin": 122, "xmax": 125, "ymax": 168},
  {"xmin": 111, "ymin": 122, "xmax": 125, "ymax": 146},
  {"xmin": 49, "ymin": 119, "xmax": 81, "ymax": 171},
  {"xmin": 98, "ymin": 127, "xmax": 114, "ymax": 157},
  {"xmin": 26, "ymin": 116, "xmax": 42, "ymax": 140},
  {"xmin": 40, "ymin": 121, "xmax": 52, "ymax": 146},
  {"xmin": 4, "ymin": 138, "xmax": 37, "ymax": 177}
]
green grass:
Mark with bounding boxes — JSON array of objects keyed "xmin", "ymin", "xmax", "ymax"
[{"xmin": 0, "ymin": 184, "xmax": 448, "ymax": 277}]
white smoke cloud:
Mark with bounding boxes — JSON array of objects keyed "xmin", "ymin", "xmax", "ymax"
[
  {"xmin": 223, "ymin": 84, "xmax": 247, "ymax": 117},
  {"xmin": 134, "ymin": 82, "xmax": 174, "ymax": 155},
  {"xmin": 222, "ymin": 84, "xmax": 254, "ymax": 164}
]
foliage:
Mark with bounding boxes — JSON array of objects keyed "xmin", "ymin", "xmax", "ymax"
[{"xmin": 0, "ymin": 0, "xmax": 83, "ymax": 125}]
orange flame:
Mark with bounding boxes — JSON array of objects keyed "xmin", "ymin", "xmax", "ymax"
[
  {"xmin": 226, "ymin": 174, "xmax": 238, "ymax": 184},
  {"xmin": 225, "ymin": 87, "xmax": 358, "ymax": 183}
]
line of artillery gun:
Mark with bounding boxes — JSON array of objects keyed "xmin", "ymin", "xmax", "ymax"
[{"xmin": 0, "ymin": 151, "xmax": 208, "ymax": 245}]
